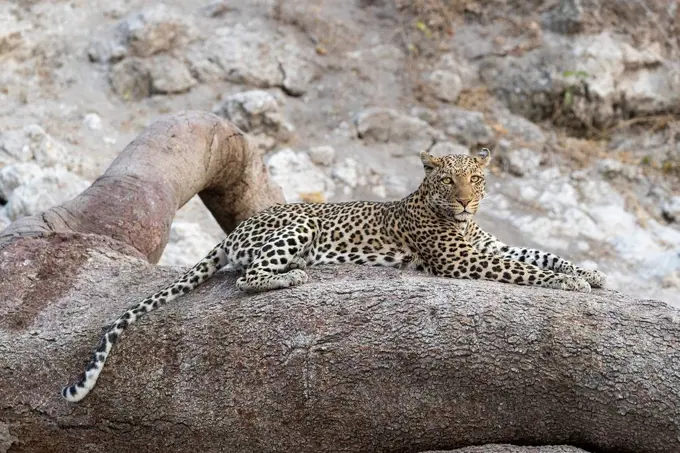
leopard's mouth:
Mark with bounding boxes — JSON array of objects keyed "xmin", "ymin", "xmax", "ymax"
[{"xmin": 452, "ymin": 202, "xmax": 476, "ymax": 217}]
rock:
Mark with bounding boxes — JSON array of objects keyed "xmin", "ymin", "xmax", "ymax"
[
  {"xmin": 381, "ymin": 174, "xmax": 411, "ymax": 198},
  {"xmin": 662, "ymin": 196, "xmax": 680, "ymax": 223},
  {"xmin": 429, "ymin": 141, "xmax": 469, "ymax": 157},
  {"xmin": 0, "ymin": 208, "xmax": 10, "ymax": 232},
  {"xmin": 266, "ymin": 148, "xmax": 335, "ymax": 202},
  {"xmin": 159, "ymin": 221, "xmax": 220, "ymax": 267},
  {"xmin": 423, "ymin": 69, "xmax": 463, "ymax": 103},
  {"xmin": 479, "ymin": 49, "xmax": 555, "ymax": 123},
  {"xmin": 331, "ymin": 158, "xmax": 366, "ymax": 188},
  {"xmin": 148, "ymin": 55, "xmax": 196, "ymax": 94},
  {"xmin": 496, "ymin": 139, "xmax": 512, "ymax": 153},
  {"xmin": 480, "ymin": 31, "xmax": 680, "ymax": 128},
  {"xmin": 346, "ymin": 45, "xmax": 405, "ymax": 73},
  {"xmin": 307, "ymin": 145, "xmax": 335, "ymax": 167},
  {"xmin": 201, "ymin": 0, "xmax": 231, "ymax": 18},
  {"xmin": 30, "ymin": 127, "xmax": 82, "ymax": 172},
  {"xmin": 213, "ymin": 90, "xmax": 294, "ymax": 151},
  {"xmin": 622, "ymin": 41, "xmax": 664, "ymax": 70},
  {"xmin": 439, "ymin": 107, "xmax": 493, "ymax": 147},
  {"xmin": 409, "ymin": 106, "xmax": 439, "ymax": 125},
  {"xmin": 0, "ymin": 125, "xmax": 83, "ymax": 173},
  {"xmin": 5, "ymin": 168, "xmax": 90, "ymax": 221},
  {"xmin": 661, "ymin": 270, "xmax": 680, "ymax": 289},
  {"xmin": 501, "ymin": 148, "xmax": 542, "ymax": 177},
  {"xmin": 354, "ymin": 108, "xmax": 441, "ymax": 149},
  {"xmin": 343, "ymin": 44, "xmax": 406, "ymax": 103},
  {"xmin": 420, "ymin": 52, "xmax": 470, "ymax": 104},
  {"xmin": 596, "ymin": 159, "xmax": 640, "ymax": 181},
  {"xmin": 0, "ymin": 162, "xmax": 44, "ymax": 201},
  {"xmin": 372, "ymin": 185, "xmax": 387, "ymax": 198},
  {"xmin": 0, "ymin": 5, "xmax": 28, "ymax": 57},
  {"xmin": 87, "ymin": 38, "xmax": 128, "ymax": 64},
  {"xmin": 0, "ymin": 29, "xmax": 22, "ymax": 56},
  {"xmin": 0, "ymin": 128, "xmax": 33, "ymax": 165},
  {"xmin": 280, "ymin": 53, "xmax": 316, "ymax": 97},
  {"xmin": 184, "ymin": 45, "xmax": 224, "ymax": 83},
  {"xmin": 186, "ymin": 20, "xmax": 313, "ymax": 94},
  {"xmin": 109, "ymin": 57, "xmax": 152, "ymax": 101},
  {"xmin": 83, "ymin": 113, "xmax": 102, "ymax": 131},
  {"xmin": 495, "ymin": 111, "xmax": 546, "ymax": 147},
  {"xmin": 617, "ymin": 66, "xmax": 680, "ymax": 115},
  {"xmin": 115, "ymin": 3, "xmax": 196, "ymax": 57},
  {"xmin": 450, "ymin": 27, "xmax": 495, "ymax": 62},
  {"xmin": 541, "ymin": 0, "xmax": 584, "ymax": 34}
]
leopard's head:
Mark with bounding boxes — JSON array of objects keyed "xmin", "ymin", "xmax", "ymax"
[{"xmin": 418, "ymin": 148, "xmax": 490, "ymax": 222}]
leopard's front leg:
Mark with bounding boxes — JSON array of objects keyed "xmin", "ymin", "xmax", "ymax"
[
  {"xmin": 500, "ymin": 246, "xmax": 606, "ymax": 288},
  {"xmin": 423, "ymin": 244, "xmax": 591, "ymax": 293},
  {"xmin": 466, "ymin": 221, "xmax": 606, "ymax": 288}
]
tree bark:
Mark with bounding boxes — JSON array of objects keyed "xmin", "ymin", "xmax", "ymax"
[
  {"xmin": 1, "ymin": 261, "xmax": 679, "ymax": 453},
  {"xmin": 1, "ymin": 112, "xmax": 679, "ymax": 453},
  {"xmin": 431, "ymin": 447, "xmax": 589, "ymax": 453}
]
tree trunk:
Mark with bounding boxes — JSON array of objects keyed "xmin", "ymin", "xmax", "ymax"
[{"xmin": 0, "ymin": 112, "xmax": 678, "ymax": 453}]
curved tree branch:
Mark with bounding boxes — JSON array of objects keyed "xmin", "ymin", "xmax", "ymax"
[{"xmin": 0, "ymin": 110, "xmax": 284, "ymax": 262}]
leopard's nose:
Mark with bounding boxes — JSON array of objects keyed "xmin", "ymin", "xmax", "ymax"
[{"xmin": 457, "ymin": 198, "xmax": 470, "ymax": 207}]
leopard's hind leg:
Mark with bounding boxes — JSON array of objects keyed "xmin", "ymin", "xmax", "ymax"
[{"xmin": 236, "ymin": 221, "xmax": 316, "ymax": 293}]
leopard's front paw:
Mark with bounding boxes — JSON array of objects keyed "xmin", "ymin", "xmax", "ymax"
[
  {"xmin": 576, "ymin": 268, "xmax": 606, "ymax": 288},
  {"xmin": 283, "ymin": 269, "xmax": 309, "ymax": 287},
  {"xmin": 286, "ymin": 256, "xmax": 308, "ymax": 271},
  {"xmin": 547, "ymin": 274, "xmax": 591, "ymax": 293}
]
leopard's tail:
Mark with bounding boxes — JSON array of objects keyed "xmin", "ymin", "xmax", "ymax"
[{"xmin": 61, "ymin": 243, "xmax": 228, "ymax": 402}]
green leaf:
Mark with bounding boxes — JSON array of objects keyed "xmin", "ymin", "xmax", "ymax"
[
  {"xmin": 562, "ymin": 69, "xmax": 589, "ymax": 79},
  {"xmin": 415, "ymin": 20, "xmax": 432, "ymax": 38}
]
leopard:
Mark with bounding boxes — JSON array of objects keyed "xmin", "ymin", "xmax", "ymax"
[{"xmin": 61, "ymin": 148, "xmax": 606, "ymax": 402}]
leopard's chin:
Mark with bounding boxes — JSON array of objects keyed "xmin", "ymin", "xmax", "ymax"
[{"xmin": 453, "ymin": 212, "xmax": 473, "ymax": 222}]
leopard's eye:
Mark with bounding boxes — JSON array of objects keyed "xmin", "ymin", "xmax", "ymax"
[
  {"xmin": 470, "ymin": 175, "xmax": 483, "ymax": 183},
  {"xmin": 441, "ymin": 177, "xmax": 453, "ymax": 185}
]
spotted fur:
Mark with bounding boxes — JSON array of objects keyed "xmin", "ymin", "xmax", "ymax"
[{"xmin": 62, "ymin": 148, "xmax": 605, "ymax": 402}]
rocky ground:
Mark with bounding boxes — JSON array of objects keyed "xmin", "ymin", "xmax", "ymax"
[{"xmin": 0, "ymin": 0, "xmax": 678, "ymax": 305}]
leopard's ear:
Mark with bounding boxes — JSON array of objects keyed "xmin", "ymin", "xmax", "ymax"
[
  {"xmin": 420, "ymin": 151, "xmax": 440, "ymax": 175},
  {"xmin": 475, "ymin": 148, "xmax": 491, "ymax": 167}
]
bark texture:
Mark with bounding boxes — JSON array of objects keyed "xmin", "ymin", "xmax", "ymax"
[
  {"xmin": 1, "ymin": 260, "xmax": 679, "ymax": 453},
  {"xmin": 436, "ymin": 447, "xmax": 589, "ymax": 453},
  {"xmin": 0, "ymin": 112, "xmax": 679, "ymax": 453}
]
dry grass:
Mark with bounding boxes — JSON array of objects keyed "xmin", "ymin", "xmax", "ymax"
[
  {"xmin": 552, "ymin": 133, "xmax": 608, "ymax": 169},
  {"xmin": 270, "ymin": 0, "xmax": 360, "ymax": 54},
  {"xmin": 456, "ymin": 86, "xmax": 493, "ymax": 113},
  {"xmin": 298, "ymin": 192, "xmax": 326, "ymax": 203},
  {"xmin": 394, "ymin": 0, "xmax": 470, "ymax": 37},
  {"xmin": 588, "ymin": 114, "xmax": 677, "ymax": 141},
  {"xmin": 393, "ymin": 0, "xmax": 476, "ymax": 61}
]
